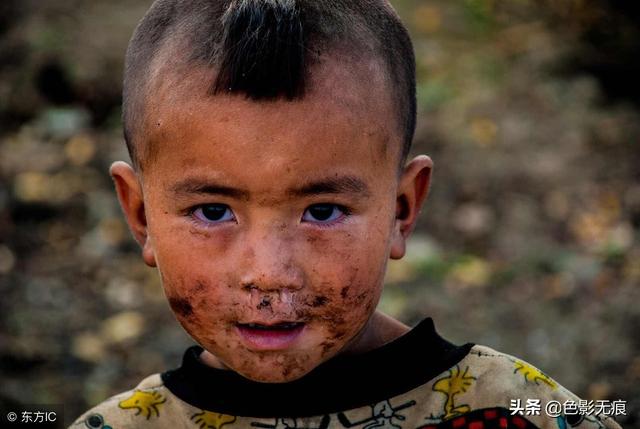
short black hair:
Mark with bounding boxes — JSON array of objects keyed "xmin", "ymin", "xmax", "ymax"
[{"xmin": 123, "ymin": 0, "xmax": 416, "ymax": 169}]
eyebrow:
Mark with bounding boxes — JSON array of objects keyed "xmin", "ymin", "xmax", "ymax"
[
  {"xmin": 169, "ymin": 179, "xmax": 250, "ymax": 200},
  {"xmin": 168, "ymin": 175, "xmax": 371, "ymax": 200},
  {"xmin": 289, "ymin": 176, "xmax": 371, "ymax": 198}
]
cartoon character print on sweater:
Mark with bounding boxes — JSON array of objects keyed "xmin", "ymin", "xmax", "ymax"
[
  {"xmin": 419, "ymin": 353, "xmax": 550, "ymax": 428},
  {"xmin": 337, "ymin": 399, "xmax": 417, "ymax": 429},
  {"xmin": 464, "ymin": 347, "xmax": 618, "ymax": 429},
  {"xmin": 117, "ymin": 389, "xmax": 166, "ymax": 419},
  {"xmin": 431, "ymin": 365, "xmax": 477, "ymax": 420},
  {"xmin": 191, "ymin": 410, "xmax": 236, "ymax": 429},
  {"xmin": 417, "ymin": 407, "xmax": 539, "ymax": 429},
  {"xmin": 556, "ymin": 412, "xmax": 614, "ymax": 429},
  {"xmin": 251, "ymin": 415, "xmax": 331, "ymax": 429},
  {"xmin": 513, "ymin": 359, "xmax": 557, "ymax": 389},
  {"xmin": 81, "ymin": 413, "xmax": 113, "ymax": 429}
]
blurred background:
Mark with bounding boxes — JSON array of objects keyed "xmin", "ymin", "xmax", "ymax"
[{"xmin": 0, "ymin": 0, "xmax": 638, "ymax": 426}]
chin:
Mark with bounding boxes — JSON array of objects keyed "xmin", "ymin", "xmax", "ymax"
[
  {"xmin": 244, "ymin": 370, "xmax": 307, "ymax": 383},
  {"xmin": 232, "ymin": 356, "xmax": 317, "ymax": 383},
  {"xmin": 235, "ymin": 367, "xmax": 310, "ymax": 383}
]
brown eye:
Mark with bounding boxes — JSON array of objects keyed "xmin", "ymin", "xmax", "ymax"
[
  {"xmin": 302, "ymin": 204, "xmax": 345, "ymax": 223},
  {"xmin": 193, "ymin": 204, "xmax": 235, "ymax": 223}
]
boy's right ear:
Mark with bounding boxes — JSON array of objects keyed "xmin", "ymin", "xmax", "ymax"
[{"xmin": 109, "ymin": 161, "xmax": 157, "ymax": 267}]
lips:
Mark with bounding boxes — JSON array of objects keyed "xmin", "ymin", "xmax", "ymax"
[
  {"xmin": 242, "ymin": 322, "xmax": 303, "ymax": 330},
  {"xmin": 236, "ymin": 321, "xmax": 305, "ymax": 350}
]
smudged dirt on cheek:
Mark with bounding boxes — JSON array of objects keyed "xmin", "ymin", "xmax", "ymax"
[
  {"xmin": 297, "ymin": 264, "xmax": 378, "ymax": 355},
  {"xmin": 170, "ymin": 277, "xmax": 229, "ymax": 309},
  {"xmin": 165, "ymin": 278, "xmax": 212, "ymax": 320},
  {"xmin": 167, "ymin": 293, "xmax": 206, "ymax": 334},
  {"xmin": 340, "ymin": 286, "xmax": 350, "ymax": 299},
  {"xmin": 194, "ymin": 281, "xmax": 207, "ymax": 293},
  {"xmin": 168, "ymin": 296, "xmax": 194, "ymax": 318},
  {"xmin": 165, "ymin": 277, "xmax": 242, "ymax": 348},
  {"xmin": 170, "ymin": 302, "xmax": 213, "ymax": 346},
  {"xmin": 301, "ymin": 233, "xmax": 374, "ymax": 333},
  {"xmin": 173, "ymin": 299, "xmax": 235, "ymax": 352},
  {"xmin": 311, "ymin": 295, "xmax": 329, "ymax": 307}
]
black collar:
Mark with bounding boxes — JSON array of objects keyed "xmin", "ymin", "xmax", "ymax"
[{"xmin": 161, "ymin": 318, "xmax": 473, "ymax": 417}]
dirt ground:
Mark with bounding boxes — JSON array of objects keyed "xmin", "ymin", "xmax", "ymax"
[{"xmin": 0, "ymin": 0, "xmax": 638, "ymax": 426}]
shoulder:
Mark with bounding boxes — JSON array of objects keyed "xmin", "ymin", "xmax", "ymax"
[
  {"xmin": 68, "ymin": 373, "xmax": 189, "ymax": 429},
  {"xmin": 441, "ymin": 344, "xmax": 623, "ymax": 429}
]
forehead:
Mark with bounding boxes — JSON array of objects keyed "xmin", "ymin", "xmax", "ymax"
[{"xmin": 140, "ymin": 53, "xmax": 400, "ymax": 183}]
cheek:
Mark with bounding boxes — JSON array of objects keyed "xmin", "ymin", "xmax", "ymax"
[
  {"xmin": 166, "ymin": 280, "xmax": 226, "ymax": 319},
  {"xmin": 301, "ymin": 232, "xmax": 388, "ymax": 348},
  {"xmin": 152, "ymin": 225, "xmax": 236, "ymax": 312},
  {"xmin": 161, "ymin": 273, "xmax": 239, "ymax": 344},
  {"xmin": 147, "ymin": 201, "xmax": 235, "ymax": 266}
]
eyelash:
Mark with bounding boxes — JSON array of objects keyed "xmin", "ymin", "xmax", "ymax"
[
  {"xmin": 187, "ymin": 203, "xmax": 352, "ymax": 227},
  {"xmin": 301, "ymin": 203, "xmax": 351, "ymax": 227},
  {"xmin": 190, "ymin": 204, "xmax": 236, "ymax": 226}
]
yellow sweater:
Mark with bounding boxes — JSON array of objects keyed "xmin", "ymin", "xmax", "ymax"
[{"xmin": 69, "ymin": 319, "xmax": 623, "ymax": 429}]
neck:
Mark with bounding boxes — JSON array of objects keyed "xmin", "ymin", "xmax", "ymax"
[{"xmin": 341, "ymin": 311, "xmax": 410, "ymax": 355}]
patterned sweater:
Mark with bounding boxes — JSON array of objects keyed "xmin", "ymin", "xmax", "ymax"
[{"xmin": 69, "ymin": 318, "xmax": 623, "ymax": 429}]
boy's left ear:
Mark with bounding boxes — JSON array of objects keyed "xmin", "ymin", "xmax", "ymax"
[{"xmin": 390, "ymin": 155, "xmax": 433, "ymax": 260}]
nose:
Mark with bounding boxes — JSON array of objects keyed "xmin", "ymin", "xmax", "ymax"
[{"xmin": 239, "ymin": 225, "xmax": 304, "ymax": 293}]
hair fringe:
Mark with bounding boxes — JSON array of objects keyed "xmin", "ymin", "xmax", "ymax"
[{"xmin": 212, "ymin": 0, "xmax": 305, "ymax": 99}]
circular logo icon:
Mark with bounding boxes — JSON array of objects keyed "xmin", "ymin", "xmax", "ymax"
[{"xmin": 6, "ymin": 412, "xmax": 17, "ymax": 422}]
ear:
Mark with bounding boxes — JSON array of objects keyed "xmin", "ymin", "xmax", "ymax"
[
  {"xmin": 389, "ymin": 155, "xmax": 433, "ymax": 260},
  {"xmin": 110, "ymin": 161, "xmax": 157, "ymax": 267}
]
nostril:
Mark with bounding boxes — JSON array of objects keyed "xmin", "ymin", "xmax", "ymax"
[
  {"xmin": 242, "ymin": 283, "xmax": 258, "ymax": 292},
  {"xmin": 258, "ymin": 295, "xmax": 272, "ymax": 309}
]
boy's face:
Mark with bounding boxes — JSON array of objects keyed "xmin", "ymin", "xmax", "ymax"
[{"xmin": 112, "ymin": 57, "xmax": 431, "ymax": 382}]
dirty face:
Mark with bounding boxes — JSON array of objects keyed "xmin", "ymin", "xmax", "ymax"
[{"xmin": 114, "ymin": 55, "xmax": 429, "ymax": 382}]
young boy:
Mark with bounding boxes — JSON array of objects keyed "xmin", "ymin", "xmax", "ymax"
[{"xmin": 71, "ymin": 1, "xmax": 622, "ymax": 428}]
